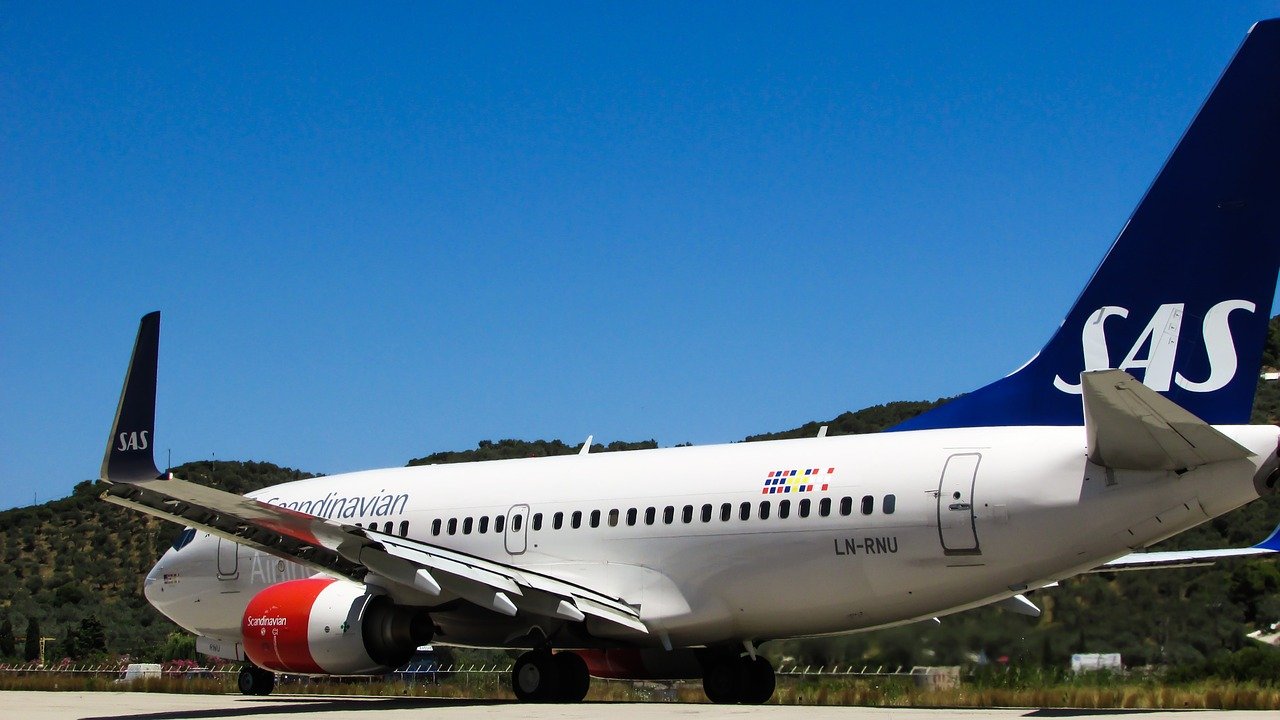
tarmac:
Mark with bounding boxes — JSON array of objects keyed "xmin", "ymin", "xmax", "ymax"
[{"xmin": 1, "ymin": 692, "xmax": 1277, "ymax": 720}]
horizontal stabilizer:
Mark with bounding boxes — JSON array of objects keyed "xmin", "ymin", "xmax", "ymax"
[
  {"xmin": 1091, "ymin": 519, "xmax": 1280, "ymax": 572},
  {"xmin": 1082, "ymin": 370, "xmax": 1252, "ymax": 471}
]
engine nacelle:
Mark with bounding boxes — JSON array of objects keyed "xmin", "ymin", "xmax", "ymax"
[{"xmin": 241, "ymin": 577, "xmax": 431, "ymax": 675}]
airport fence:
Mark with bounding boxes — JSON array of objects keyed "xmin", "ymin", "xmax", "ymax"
[{"xmin": 0, "ymin": 661, "xmax": 938, "ymax": 680}]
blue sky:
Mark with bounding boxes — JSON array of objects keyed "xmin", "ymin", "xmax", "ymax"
[{"xmin": 2, "ymin": 2, "xmax": 1278, "ymax": 510}]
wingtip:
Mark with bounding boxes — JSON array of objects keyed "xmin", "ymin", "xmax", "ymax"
[{"xmin": 101, "ymin": 313, "xmax": 162, "ymax": 483}]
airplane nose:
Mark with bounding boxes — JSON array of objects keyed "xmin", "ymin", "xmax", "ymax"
[{"xmin": 143, "ymin": 552, "xmax": 170, "ymax": 606}]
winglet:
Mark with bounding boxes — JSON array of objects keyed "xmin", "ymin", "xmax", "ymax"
[
  {"xmin": 1082, "ymin": 369, "xmax": 1252, "ymax": 471},
  {"xmin": 101, "ymin": 312, "xmax": 163, "ymax": 482}
]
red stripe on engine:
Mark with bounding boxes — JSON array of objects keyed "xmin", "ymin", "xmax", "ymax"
[
  {"xmin": 578, "ymin": 648, "xmax": 648, "ymax": 679},
  {"xmin": 242, "ymin": 578, "xmax": 335, "ymax": 674}
]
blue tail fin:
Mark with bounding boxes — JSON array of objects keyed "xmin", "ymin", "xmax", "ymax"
[{"xmin": 894, "ymin": 20, "xmax": 1280, "ymax": 431}]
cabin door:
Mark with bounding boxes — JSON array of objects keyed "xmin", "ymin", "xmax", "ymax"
[
  {"xmin": 937, "ymin": 453, "xmax": 981, "ymax": 554},
  {"xmin": 505, "ymin": 504, "xmax": 530, "ymax": 555},
  {"xmin": 216, "ymin": 536, "xmax": 239, "ymax": 579}
]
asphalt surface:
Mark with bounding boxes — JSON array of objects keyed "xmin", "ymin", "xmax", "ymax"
[{"xmin": 3, "ymin": 692, "xmax": 1278, "ymax": 720}]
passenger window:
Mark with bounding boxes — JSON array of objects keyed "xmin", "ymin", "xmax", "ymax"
[
  {"xmin": 759, "ymin": 501, "xmax": 771, "ymax": 520},
  {"xmin": 590, "ymin": 510, "xmax": 601, "ymax": 528},
  {"xmin": 447, "ymin": 518, "xmax": 458, "ymax": 535},
  {"xmin": 479, "ymin": 516, "xmax": 489, "ymax": 534},
  {"xmin": 779, "ymin": 500, "xmax": 791, "ymax": 519},
  {"xmin": 512, "ymin": 514, "xmax": 523, "ymax": 531},
  {"xmin": 819, "ymin": 498, "xmax": 831, "ymax": 517},
  {"xmin": 495, "ymin": 515, "xmax": 505, "ymax": 533},
  {"xmin": 384, "ymin": 521, "xmax": 393, "ymax": 533},
  {"xmin": 663, "ymin": 506, "xmax": 675, "ymax": 524},
  {"xmin": 572, "ymin": 511, "xmax": 582, "ymax": 529},
  {"xmin": 645, "ymin": 507, "xmax": 656, "ymax": 525},
  {"xmin": 608, "ymin": 509, "xmax": 620, "ymax": 527},
  {"xmin": 739, "ymin": 502, "xmax": 751, "ymax": 521},
  {"xmin": 861, "ymin": 495, "xmax": 874, "ymax": 515},
  {"xmin": 701, "ymin": 504, "xmax": 713, "ymax": 522},
  {"xmin": 399, "ymin": 520, "xmax": 409, "ymax": 537},
  {"xmin": 840, "ymin": 497, "xmax": 853, "ymax": 516},
  {"xmin": 799, "ymin": 499, "xmax": 811, "ymax": 518},
  {"xmin": 720, "ymin": 503, "xmax": 732, "ymax": 522},
  {"xmin": 431, "ymin": 519, "xmax": 442, "ymax": 536},
  {"xmin": 627, "ymin": 508, "xmax": 638, "ymax": 526},
  {"xmin": 553, "ymin": 511, "xmax": 564, "ymax": 530},
  {"xmin": 681, "ymin": 505, "xmax": 693, "ymax": 523},
  {"xmin": 884, "ymin": 494, "xmax": 896, "ymax": 514},
  {"xmin": 532, "ymin": 513, "xmax": 543, "ymax": 531},
  {"xmin": 463, "ymin": 517, "xmax": 473, "ymax": 535}
]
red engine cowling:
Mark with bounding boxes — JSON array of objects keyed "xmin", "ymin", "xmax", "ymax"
[
  {"xmin": 241, "ymin": 577, "xmax": 431, "ymax": 675},
  {"xmin": 578, "ymin": 648, "xmax": 703, "ymax": 680}
]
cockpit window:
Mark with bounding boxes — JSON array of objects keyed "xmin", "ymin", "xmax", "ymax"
[{"xmin": 170, "ymin": 527, "xmax": 196, "ymax": 551}]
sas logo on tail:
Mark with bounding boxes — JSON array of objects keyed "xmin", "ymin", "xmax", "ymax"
[
  {"xmin": 1053, "ymin": 299, "xmax": 1255, "ymax": 394},
  {"xmin": 117, "ymin": 430, "xmax": 150, "ymax": 451}
]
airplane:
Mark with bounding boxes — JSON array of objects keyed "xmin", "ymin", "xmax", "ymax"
[{"xmin": 99, "ymin": 19, "xmax": 1280, "ymax": 705}]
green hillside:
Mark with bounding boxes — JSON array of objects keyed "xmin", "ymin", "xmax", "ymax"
[{"xmin": 1, "ymin": 322, "xmax": 1278, "ymax": 669}]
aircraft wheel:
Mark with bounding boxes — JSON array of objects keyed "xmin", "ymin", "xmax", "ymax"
[
  {"xmin": 701, "ymin": 655, "xmax": 741, "ymax": 704},
  {"xmin": 553, "ymin": 651, "xmax": 590, "ymax": 702},
  {"xmin": 740, "ymin": 656, "xmax": 775, "ymax": 705},
  {"xmin": 237, "ymin": 664, "xmax": 275, "ymax": 696},
  {"xmin": 512, "ymin": 650, "xmax": 561, "ymax": 702}
]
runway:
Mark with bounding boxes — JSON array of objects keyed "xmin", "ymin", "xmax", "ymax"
[{"xmin": 3, "ymin": 692, "xmax": 1277, "ymax": 720}]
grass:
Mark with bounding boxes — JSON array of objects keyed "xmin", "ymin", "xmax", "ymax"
[{"xmin": 0, "ymin": 670, "xmax": 1277, "ymax": 710}]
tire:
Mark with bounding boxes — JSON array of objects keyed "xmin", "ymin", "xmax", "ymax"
[
  {"xmin": 512, "ymin": 651, "xmax": 561, "ymax": 703},
  {"xmin": 739, "ymin": 656, "xmax": 775, "ymax": 705},
  {"xmin": 237, "ymin": 665, "xmax": 274, "ymax": 696},
  {"xmin": 253, "ymin": 668, "xmax": 276, "ymax": 696},
  {"xmin": 701, "ymin": 656, "xmax": 741, "ymax": 704},
  {"xmin": 553, "ymin": 651, "xmax": 590, "ymax": 702},
  {"xmin": 237, "ymin": 666, "xmax": 257, "ymax": 696}
]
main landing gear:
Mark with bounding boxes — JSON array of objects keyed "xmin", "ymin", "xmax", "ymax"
[
  {"xmin": 511, "ymin": 649, "xmax": 591, "ymax": 702},
  {"xmin": 237, "ymin": 663, "xmax": 276, "ymax": 696},
  {"xmin": 701, "ymin": 653, "xmax": 775, "ymax": 705}
]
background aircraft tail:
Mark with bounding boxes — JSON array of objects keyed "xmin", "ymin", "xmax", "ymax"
[{"xmin": 895, "ymin": 20, "xmax": 1280, "ymax": 431}]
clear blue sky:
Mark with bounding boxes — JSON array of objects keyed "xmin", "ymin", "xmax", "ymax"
[{"xmin": 3, "ymin": 2, "xmax": 1279, "ymax": 510}]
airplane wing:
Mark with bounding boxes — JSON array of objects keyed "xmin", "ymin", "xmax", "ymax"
[
  {"xmin": 99, "ymin": 313, "xmax": 647, "ymax": 635},
  {"xmin": 1088, "ymin": 523, "xmax": 1280, "ymax": 572}
]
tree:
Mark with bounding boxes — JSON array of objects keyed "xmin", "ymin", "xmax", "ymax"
[
  {"xmin": 61, "ymin": 626, "xmax": 80, "ymax": 661},
  {"xmin": 0, "ymin": 618, "xmax": 14, "ymax": 658},
  {"xmin": 76, "ymin": 615, "xmax": 107, "ymax": 656},
  {"xmin": 23, "ymin": 617, "xmax": 39, "ymax": 662}
]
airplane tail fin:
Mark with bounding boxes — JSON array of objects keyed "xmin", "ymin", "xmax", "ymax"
[
  {"xmin": 895, "ymin": 20, "xmax": 1280, "ymax": 431},
  {"xmin": 101, "ymin": 311, "xmax": 162, "ymax": 482}
]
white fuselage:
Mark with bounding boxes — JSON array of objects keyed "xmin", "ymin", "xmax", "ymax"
[{"xmin": 144, "ymin": 423, "xmax": 1278, "ymax": 650}]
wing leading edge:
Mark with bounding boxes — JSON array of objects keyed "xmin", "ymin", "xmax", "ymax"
[{"xmin": 99, "ymin": 313, "xmax": 646, "ymax": 636}]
